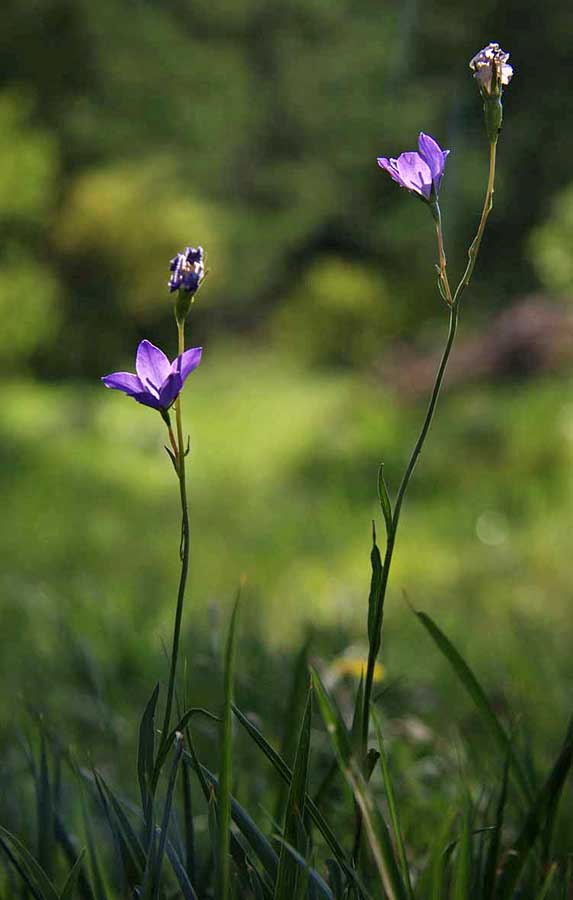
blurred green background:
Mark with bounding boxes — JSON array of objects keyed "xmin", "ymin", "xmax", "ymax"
[{"xmin": 1, "ymin": 0, "xmax": 573, "ymax": 773}]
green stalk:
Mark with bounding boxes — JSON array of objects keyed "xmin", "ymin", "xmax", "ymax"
[
  {"xmin": 160, "ymin": 320, "xmax": 190, "ymax": 754},
  {"xmin": 361, "ymin": 139, "xmax": 498, "ymax": 754}
]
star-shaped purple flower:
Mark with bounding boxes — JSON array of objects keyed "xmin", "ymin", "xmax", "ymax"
[
  {"xmin": 102, "ymin": 340, "xmax": 202, "ymax": 410},
  {"xmin": 377, "ymin": 133, "xmax": 450, "ymax": 201},
  {"xmin": 168, "ymin": 246, "xmax": 205, "ymax": 294}
]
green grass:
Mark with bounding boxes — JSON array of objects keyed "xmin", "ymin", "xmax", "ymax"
[{"xmin": 1, "ymin": 342, "xmax": 572, "ymax": 762}]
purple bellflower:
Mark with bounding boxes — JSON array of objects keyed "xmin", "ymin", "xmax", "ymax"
[
  {"xmin": 377, "ymin": 133, "xmax": 449, "ymax": 202},
  {"xmin": 168, "ymin": 246, "xmax": 205, "ymax": 294},
  {"xmin": 102, "ymin": 339, "xmax": 202, "ymax": 411}
]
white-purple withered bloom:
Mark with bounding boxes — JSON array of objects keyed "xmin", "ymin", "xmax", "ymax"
[
  {"xmin": 377, "ymin": 133, "xmax": 450, "ymax": 202},
  {"xmin": 168, "ymin": 245, "xmax": 205, "ymax": 294},
  {"xmin": 469, "ymin": 43, "xmax": 513, "ymax": 95},
  {"xmin": 102, "ymin": 340, "xmax": 202, "ymax": 410}
]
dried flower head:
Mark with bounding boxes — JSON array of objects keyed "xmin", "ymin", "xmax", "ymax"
[
  {"xmin": 469, "ymin": 42, "xmax": 513, "ymax": 95},
  {"xmin": 168, "ymin": 246, "xmax": 205, "ymax": 294}
]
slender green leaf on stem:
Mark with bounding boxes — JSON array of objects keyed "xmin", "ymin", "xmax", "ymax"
[
  {"xmin": 138, "ymin": 682, "xmax": 160, "ymax": 836},
  {"xmin": 535, "ymin": 863, "xmax": 558, "ymax": 900},
  {"xmin": 231, "ymin": 704, "xmax": 368, "ymax": 898},
  {"xmin": 274, "ymin": 838, "xmax": 335, "ymax": 900},
  {"xmin": 366, "ymin": 529, "xmax": 383, "ymax": 667},
  {"xmin": 201, "ymin": 766, "xmax": 278, "ymax": 881},
  {"xmin": 53, "ymin": 811, "xmax": 93, "ymax": 900},
  {"xmin": 494, "ymin": 718, "xmax": 573, "ymax": 899},
  {"xmin": 217, "ymin": 596, "xmax": 240, "ymax": 900},
  {"xmin": 312, "ymin": 669, "xmax": 407, "ymax": 900},
  {"xmin": 371, "ymin": 709, "xmax": 413, "ymax": 899},
  {"xmin": 483, "ymin": 748, "xmax": 511, "ymax": 899},
  {"xmin": 59, "ymin": 849, "xmax": 86, "ymax": 900},
  {"xmin": 274, "ymin": 685, "xmax": 312, "ymax": 900},
  {"xmin": 414, "ymin": 609, "xmax": 533, "ymax": 803},
  {"xmin": 0, "ymin": 827, "xmax": 59, "ymax": 900},
  {"xmin": 377, "ymin": 467, "xmax": 392, "ymax": 540}
]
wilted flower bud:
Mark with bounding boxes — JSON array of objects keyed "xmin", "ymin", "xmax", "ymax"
[
  {"xmin": 168, "ymin": 245, "xmax": 205, "ymax": 325},
  {"xmin": 469, "ymin": 43, "xmax": 513, "ymax": 143}
]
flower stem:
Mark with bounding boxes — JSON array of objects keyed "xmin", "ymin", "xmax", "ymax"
[
  {"xmin": 160, "ymin": 321, "xmax": 190, "ymax": 752},
  {"xmin": 361, "ymin": 302, "xmax": 459, "ymax": 752},
  {"xmin": 434, "ymin": 205, "xmax": 454, "ymax": 306},
  {"xmin": 453, "ymin": 140, "xmax": 497, "ymax": 303}
]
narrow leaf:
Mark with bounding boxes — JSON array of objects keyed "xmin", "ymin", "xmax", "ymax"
[
  {"xmin": 414, "ymin": 609, "xmax": 532, "ymax": 803},
  {"xmin": 274, "ymin": 686, "xmax": 312, "ymax": 900},
  {"xmin": 59, "ymin": 849, "xmax": 86, "ymax": 900},
  {"xmin": 377, "ymin": 466, "xmax": 393, "ymax": 539},
  {"xmin": 217, "ymin": 596, "xmax": 240, "ymax": 900},
  {"xmin": 483, "ymin": 748, "xmax": 510, "ymax": 899},
  {"xmin": 0, "ymin": 827, "xmax": 59, "ymax": 900},
  {"xmin": 138, "ymin": 682, "xmax": 160, "ymax": 835}
]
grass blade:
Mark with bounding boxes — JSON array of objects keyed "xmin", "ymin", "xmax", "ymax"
[
  {"xmin": 274, "ymin": 685, "xmax": 312, "ymax": 900},
  {"xmin": 149, "ymin": 732, "xmax": 184, "ymax": 900},
  {"xmin": 0, "ymin": 827, "xmax": 59, "ymax": 900},
  {"xmin": 452, "ymin": 799, "xmax": 472, "ymax": 900},
  {"xmin": 483, "ymin": 748, "xmax": 510, "ymax": 899},
  {"xmin": 217, "ymin": 595, "xmax": 240, "ymax": 900},
  {"xmin": 36, "ymin": 736, "xmax": 56, "ymax": 880},
  {"xmin": 274, "ymin": 838, "xmax": 335, "ymax": 900},
  {"xmin": 414, "ymin": 609, "xmax": 533, "ymax": 803},
  {"xmin": 165, "ymin": 840, "xmax": 199, "ymax": 900},
  {"xmin": 94, "ymin": 771, "xmax": 146, "ymax": 887},
  {"xmin": 202, "ymin": 766, "xmax": 278, "ymax": 881},
  {"xmin": 371, "ymin": 709, "xmax": 413, "ymax": 899},
  {"xmin": 377, "ymin": 465, "xmax": 393, "ymax": 540},
  {"xmin": 535, "ymin": 863, "xmax": 558, "ymax": 900},
  {"xmin": 495, "ymin": 718, "xmax": 573, "ymax": 899},
  {"xmin": 59, "ymin": 848, "xmax": 86, "ymax": 900},
  {"xmin": 312, "ymin": 669, "xmax": 407, "ymax": 900}
]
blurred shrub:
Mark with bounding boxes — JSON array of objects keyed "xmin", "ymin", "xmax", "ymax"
[
  {"xmin": 0, "ymin": 248, "xmax": 60, "ymax": 365},
  {"xmin": 270, "ymin": 256, "xmax": 397, "ymax": 367},
  {"xmin": 54, "ymin": 158, "xmax": 228, "ymax": 318},
  {"xmin": 529, "ymin": 183, "xmax": 573, "ymax": 298},
  {"xmin": 0, "ymin": 90, "xmax": 59, "ymax": 228}
]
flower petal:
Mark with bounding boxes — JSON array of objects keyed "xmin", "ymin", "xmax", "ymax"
[
  {"xmin": 101, "ymin": 372, "xmax": 144, "ymax": 396},
  {"xmin": 136, "ymin": 340, "xmax": 171, "ymax": 394},
  {"xmin": 171, "ymin": 347, "xmax": 203, "ymax": 383},
  {"xmin": 132, "ymin": 391, "xmax": 164, "ymax": 409},
  {"xmin": 158, "ymin": 372, "xmax": 183, "ymax": 408},
  {"xmin": 396, "ymin": 152, "xmax": 433, "ymax": 199},
  {"xmin": 377, "ymin": 157, "xmax": 405, "ymax": 188},
  {"xmin": 418, "ymin": 133, "xmax": 450, "ymax": 195}
]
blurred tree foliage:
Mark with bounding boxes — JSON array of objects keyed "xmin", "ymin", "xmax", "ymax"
[{"xmin": 1, "ymin": 0, "xmax": 572, "ymax": 374}]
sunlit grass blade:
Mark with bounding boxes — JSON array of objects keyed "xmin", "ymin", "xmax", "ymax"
[
  {"xmin": 217, "ymin": 595, "xmax": 240, "ymax": 900},
  {"xmin": 59, "ymin": 848, "xmax": 86, "ymax": 900},
  {"xmin": 138, "ymin": 682, "xmax": 160, "ymax": 835},
  {"xmin": 311, "ymin": 669, "xmax": 407, "ymax": 900},
  {"xmin": 201, "ymin": 766, "xmax": 278, "ymax": 881},
  {"xmin": 414, "ymin": 609, "xmax": 533, "ymax": 803},
  {"xmin": 0, "ymin": 826, "xmax": 59, "ymax": 900},
  {"xmin": 274, "ymin": 685, "xmax": 312, "ymax": 900},
  {"xmin": 483, "ymin": 748, "xmax": 510, "ymax": 899},
  {"xmin": 371, "ymin": 709, "xmax": 413, "ymax": 899},
  {"xmin": 494, "ymin": 718, "xmax": 573, "ymax": 899}
]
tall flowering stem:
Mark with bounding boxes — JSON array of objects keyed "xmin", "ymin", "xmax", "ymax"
[
  {"xmin": 159, "ymin": 320, "xmax": 191, "ymax": 753},
  {"xmin": 361, "ymin": 130, "xmax": 501, "ymax": 756}
]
